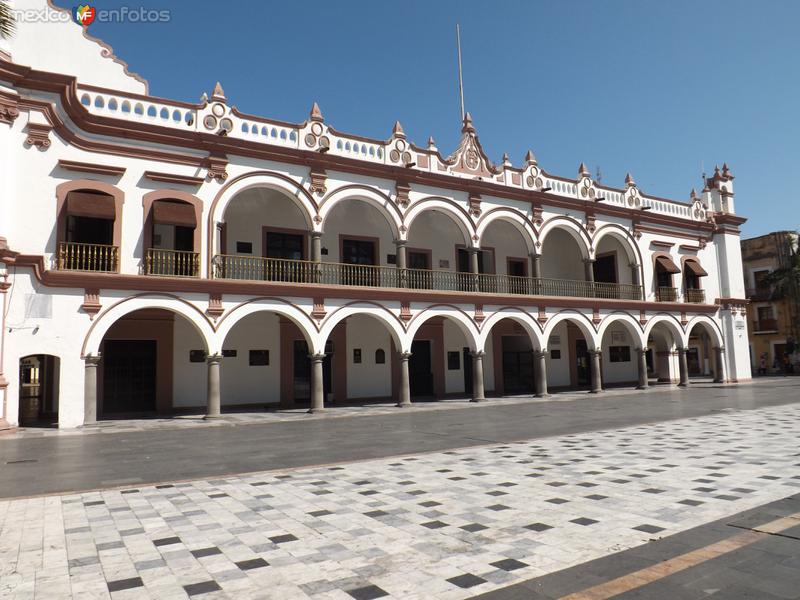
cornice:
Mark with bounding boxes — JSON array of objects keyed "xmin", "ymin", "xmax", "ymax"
[
  {"xmin": 143, "ymin": 170, "xmax": 204, "ymax": 186},
  {"xmin": 58, "ymin": 159, "xmax": 126, "ymax": 176}
]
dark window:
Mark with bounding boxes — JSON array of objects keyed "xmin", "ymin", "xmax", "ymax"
[
  {"xmin": 408, "ymin": 251, "xmax": 430, "ymax": 270},
  {"xmin": 508, "ymin": 259, "xmax": 527, "ymax": 277},
  {"xmin": 222, "ymin": 349, "xmax": 237, "ymax": 358},
  {"xmin": 249, "ymin": 350, "xmax": 269, "ymax": 366},
  {"xmin": 386, "ymin": 254, "xmax": 396, "ymax": 265},
  {"xmin": 342, "ymin": 239, "xmax": 376, "ymax": 265},
  {"xmin": 609, "ymin": 346, "xmax": 631, "ymax": 363},
  {"xmin": 353, "ymin": 348, "xmax": 361, "ymax": 363},
  {"xmin": 66, "ymin": 215, "xmax": 113, "ymax": 245},
  {"xmin": 265, "ymin": 232, "xmax": 304, "ymax": 260},
  {"xmin": 189, "ymin": 350, "xmax": 206, "ymax": 363},
  {"xmin": 375, "ymin": 349, "xmax": 385, "ymax": 364},
  {"xmin": 236, "ymin": 241, "xmax": 253, "ymax": 254},
  {"xmin": 550, "ymin": 349, "xmax": 561, "ymax": 360},
  {"xmin": 447, "ymin": 351, "xmax": 461, "ymax": 370},
  {"xmin": 593, "ymin": 254, "xmax": 617, "ymax": 283}
]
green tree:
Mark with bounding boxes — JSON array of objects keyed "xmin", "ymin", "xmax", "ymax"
[
  {"xmin": 0, "ymin": 0, "xmax": 15, "ymax": 38},
  {"xmin": 765, "ymin": 231, "xmax": 800, "ymax": 345}
]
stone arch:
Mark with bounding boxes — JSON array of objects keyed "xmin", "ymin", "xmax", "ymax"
[
  {"xmin": 597, "ymin": 312, "xmax": 647, "ymax": 349},
  {"xmin": 542, "ymin": 310, "xmax": 599, "ymax": 350},
  {"xmin": 475, "ymin": 208, "xmax": 537, "ymax": 255},
  {"xmin": 82, "ymin": 294, "xmax": 214, "ymax": 356},
  {"xmin": 479, "ymin": 307, "xmax": 544, "ymax": 350},
  {"xmin": 406, "ymin": 305, "xmax": 480, "ymax": 351},
  {"xmin": 592, "ymin": 224, "xmax": 644, "ymax": 274},
  {"xmin": 643, "ymin": 314, "xmax": 685, "ymax": 348},
  {"xmin": 404, "ymin": 197, "xmax": 475, "ymax": 246},
  {"xmin": 207, "ymin": 171, "xmax": 317, "ymax": 272},
  {"xmin": 685, "ymin": 315, "xmax": 724, "ymax": 348},
  {"xmin": 320, "ymin": 302, "xmax": 407, "ymax": 354},
  {"xmin": 538, "ymin": 216, "xmax": 592, "ymax": 259},
  {"xmin": 214, "ymin": 297, "xmax": 319, "ymax": 354},
  {"xmin": 318, "ymin": 185, "xmax": 402, "ymax": 240}
]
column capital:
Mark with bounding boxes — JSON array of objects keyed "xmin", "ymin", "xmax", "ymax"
[
  {"xmin": 394, "ymin": 239, "xmax": 407, "ymax": 247},
  {"xmin": 469, "ymin": 350, "xmax": 485, "ymax": 358},
  {"xmin": 84, "ymin": 354, "xmax": 102, "ymax": 366},
  {"xmin": 533, "ymin": 348, "xmax": 548, "ymax": 358},
  {"xmin": 308, "ymin": 352, "xmax": 326, "ymax": 362},
  {"xmin": 398, "ymin": 351, "xmax": 412, "ymax": 360},
  {"xmin": 206, "ymin": 353, "xmax": 223, "ymax": 365},
  {"xmin": 629, "ymin": 262, "xmax": 641, "ymax": 269},
  {"xmin": 677, "ymin": 346, "xmax": 688, "ymax": 355},
  {"xmin": 583, "ymin": 257, "xmax": 596, "ymax": 264},
  {"xmin": 310, "ymin": 231, "xmax": 322, "ymax": 239},
  {"xmin": 588, "ymin": 349, "xmax": 602, "ymax": 357},
  {"xmin": 636, "ymin": 347, "xmax": 647, "ymax": 356},
  {"xmin": 713, "ymin": 346, "xmax": 725, "ymax": 353}
]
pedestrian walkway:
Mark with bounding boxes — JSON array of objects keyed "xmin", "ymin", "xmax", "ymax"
[{"xmin": 1, "ymin": 403, "xmax": 798, "ymax": 599}]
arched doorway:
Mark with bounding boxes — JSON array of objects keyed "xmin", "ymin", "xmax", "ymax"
[
  {"xmin": 685, "ymin": 320, "xmax": 724, "ymax": 382},
  {"xmin": 18, "ymin": 355, "xmax": 60, "ymax": 427},
  {"xmin": 646, "ymin": 319, "xmax": 683, "ymax": 384},
  {"xmin": 98, "ymin": 308, "xmax": 206, "ymax": 418},
  {"xmin": 544, "ymin": 315, "xmax": 598, "ymax": 392},
  {"xmin": 598, "ymin": 317, "xmax": 645, "ymax": 389}
]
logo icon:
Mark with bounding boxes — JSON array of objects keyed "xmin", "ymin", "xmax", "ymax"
[{"xmin": 73, "ymin": 5, "xmax": 97, "ymax": 26}]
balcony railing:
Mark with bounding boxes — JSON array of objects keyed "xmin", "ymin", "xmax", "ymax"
[
  {"xmin": 754, "ymin": 318, "xmax": 778, "ymax": 332},
  {"xmin": 57, "ymin": 242, "xmax": 118, "ymax": 272},
  {"xmin": 145, "ymin": 248, "xmax": 200, "ymax": 277},
  {"xmin": 684, "ymin": 288, "xmax": 706, "ymax": 304},
  {"xmin": 656, "ymin": 286, "xmax": 679, "ymax": 302},
  {"xmin": 746, "ymin": 287, "xmax": 777, "ymax": 301},
  {"xmin": 211, "ymin": 255, "xmax": 644, "ymax": 300}
]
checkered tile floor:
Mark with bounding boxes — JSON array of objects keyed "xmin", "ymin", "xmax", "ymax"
[{"xmin": 2, "ymin": 404, "xmax": 799, "ymax": 599}]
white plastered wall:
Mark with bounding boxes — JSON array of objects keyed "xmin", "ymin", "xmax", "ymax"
[
  {"xmin": 545, "ymin": 321, "xmax": 570, "ymax": 387},
  {"xmin": 346, "ymin": 314, "xmax": 392, "ymax": 399}
]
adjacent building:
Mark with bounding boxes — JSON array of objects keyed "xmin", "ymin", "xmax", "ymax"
[
  {"xmin": 741, "ymin": 231, "xmax": 799, "ymax": 372},
  {"xmin": 0, "ymin": 0, "xmax": 752, "ymax": 430}
]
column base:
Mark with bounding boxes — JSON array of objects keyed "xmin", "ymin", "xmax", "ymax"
[
  {"xmin": 636, "ymin": 385, "xmax": 648, "ymax": 390},
  {"xmin": 396, "ymin": 401, "xmax": 412, "ymax": 408},
  {"xmin": 307, "ymin": 407, "xmax": 325, "ymax": 414},
  {"xmin": 589, "ymin": 389, "xmax": 602, "ymax": 394},
  {"xmin": 470, "ymin": 397, "xmax": 487, "ymax": 403},
  {"xmin": 677, "ymin": 383, "xmax": 688, "ymax": 388},
  {"xmin": 535, "ymin": 393, "xmax": 549, "ymax": 399},
  {"xmin": 203, "ymin": 414, "xmax": 221, "ymax": 420}
]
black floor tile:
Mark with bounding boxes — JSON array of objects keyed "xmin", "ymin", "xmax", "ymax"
[
  {"xmin": 525, "ymin": 523, "xmax": 553, "ymax": 532},
  {"xmin": 347, "ymin": 584, "xmax": 389, "ymax": 600},
  {"xmin": 236, "ymin": 557, "xmax": 269, "ymax": 570},
  {"xmin": 447, "ymin": 573, "xmax": 487, "ymax": 589},
  {"xmin": 183, "ymin": 580, "xmax": 221, "ymax": 596},
  {"xmin": 491, "ymin": 558, "xmax": 529, "ymax": 571},
  {"xmin": 107, "ymin": 577, "xmax": 143, "ymax": 592},
  {"xmin": 153, "ymin": 536, "xmax": 181, "ymax": 547},
  {"xmin": 190, "ymin": 547, "xmax": 222, "ymax": 558},
  {"xmin": 269, "ymin": 533, "xmax": 298, "ymax": 544},
  {"xmin": 461, "ymin": 523, "xmax": 488, "ymax": 532}
]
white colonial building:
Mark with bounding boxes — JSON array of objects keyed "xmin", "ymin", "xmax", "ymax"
[{"xmin": 0, "ymin": 0, "xmax": 751, "ymax": 430}]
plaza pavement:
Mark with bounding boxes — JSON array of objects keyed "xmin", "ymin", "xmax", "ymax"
[{"xmin": 0, "ymin": 380, "xmax": 799, "ymax": 599}]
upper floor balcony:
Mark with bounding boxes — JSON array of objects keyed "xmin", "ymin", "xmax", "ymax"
[{"xmin": 47, "ymin": 181, "xmax": 718, "ymax": 307}]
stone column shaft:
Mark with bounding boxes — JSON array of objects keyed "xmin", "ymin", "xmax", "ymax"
[
  {"xmin": 469, "ymin": 248, "xmax": 480, "ymax": 292},
  {"xmin": 309, "ymin": 353, "xmax": 326, "ymax": 413},
  {"xmin": 205, "ymin": 354, "xmax": 222, "ymax": 419},
  {"xmin": 678, "ymin": 348, "xmax": 689, "ymax": 387},
  {"xmin": 83, "ymin": 355, "xmax": 101, "ymax": 425},
  {"xmin": 530, "ymin": 253, "xmax": 542, "ymax": 279},
  {"xmin": 470, "ymin": 351, "xmax": 486, "ymax": 402},
  {"xmin": 636, "ymin": 347, "xmax": 648, "ymax": 389},
  {"xmin": 397, "ymin": 351, "xmax": 412, "ymax": 407},
  {"xmin": 533, "ymin": 349, "xmax": 548, "ymax": 397},
  {"xmin": 584, "ymin": 259, "xmax": 595, "ymax": 282},
  {"xmin": 311, "ymin": 232, "xmax": 322, "ymax": 263},
  {"xmin": 713, "ymin": 346, "xmax": 725, "ymax": 383},
  {"xmin": 589, "ymin": 349, "xmax": 602, "ymax": 393},
  {"xmin": 395, "ymin": 240, "xmax": 407, "ymax": 288}
]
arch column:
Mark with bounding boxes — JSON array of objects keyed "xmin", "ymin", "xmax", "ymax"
[
  {"xmin": 397, "ymin": 351, "xmax": 412, "ymax": 407},
  {"xmin": 309, "ymin": 352, "xmax": 326, "ymax": 413},
  {"xmin": 713, "ymin": 346, "xmax": 725, "ymax": 383},
  {"xmin": 470, "ymin": 350, "xmax": 486, "ymax": 402},
  {"xmin": 469, "ymin": 247, "xmax": 480, "ymax": 292},
  {"xmin": 311, "ymin": 231, "xmax": 322, "ymax": 283},
  {"xmin": 630, "ymin": 263, "xmax": 642, "ymax": 299},
  {"xmin": 677, "ymin": 347, "xmax": 689, "ymax": 387},
  {"xmin": 83, "ymin": 354, "xmax": 101, "ymax": 425},
  {"xmin": 589, "ymin": 349, "xmax": 602, "ymax": 393},
  {"xmin": 636, "ymin": 347, "xmax": 648, "ymax": 389},
  {"xmin": 204, "ymin": 354, "xmax": 222, "ymax": 419},
  {"xmin": 530, "ymin": 252, "xmax": 541, "ymax": 279},
  {"xmin": 584, "ymin": 258, "xmax": 595, "ymax": 282},
  {"xmin": 395, "ymin": 240, "xmax": 408, "ymax": 288},
  {"xmin": 533, "ymin": 349, "xmax": 548, "ymax": 397}
]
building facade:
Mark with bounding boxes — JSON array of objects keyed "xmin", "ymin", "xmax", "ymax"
[
  {"xmin": 0, "ymin": 1, "xmax": 751, "ymax": 430},
  {"xmin": 741, "ymin": 231, "xmax": 799, "ymax": 373}
]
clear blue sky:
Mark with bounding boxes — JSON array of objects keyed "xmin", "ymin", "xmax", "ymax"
[{"xmin": 58, "ymin": 0, "xmax": 799, "ymax": 238}]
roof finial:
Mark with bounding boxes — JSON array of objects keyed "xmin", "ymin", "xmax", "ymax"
[
  {"xmin": 392, "ymin": 120, "xmax": 406, "ymax": 139},
  {"xmin": 721, "ymin": 162, "xmax": 733, "ymax": 179},
  {"xmin": 578, "ymin": 162, "xmax": 590, "ymax": 178},
  {"xmin": 624, "ymin": 172, "xmax": 636, "ymax": 188},
  {"xmin": 211, "ymin": 82, "xmax": 226, "ymax": 102},
  {"xmin": 525, "ymin": 149, "xmax": 537, "ymax": 166},
  {"xmin": 462, "ymin": 111, "xmax": 475, "ymax": 133},
  {"xmin": 427, "ymin": 135, "xmax": 436, "ymax": 150},
  {"xmin": 502, "ymin": 152, "xmax": 511, "ymax": 167},
  {"xmin": 690, "ymin": 188, "xmax": 697, "ymax": 200},
  {"xmin": 309, "ymin": 102, "xmax": 324, "ymax": 122}
]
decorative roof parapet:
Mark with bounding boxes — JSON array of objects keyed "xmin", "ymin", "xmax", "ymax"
[{"xmin": 445, "ymin": 112, "xmax": 499, "ymax": 179}]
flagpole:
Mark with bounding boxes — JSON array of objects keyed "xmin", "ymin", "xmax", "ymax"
[{"xmin": 456, "ymin": 24, "xmax": 465, "ymax": 122}]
